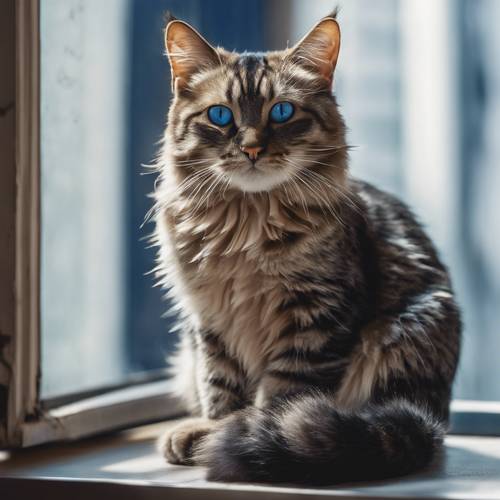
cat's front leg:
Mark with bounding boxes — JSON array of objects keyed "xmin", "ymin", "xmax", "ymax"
[
  {"xmin": 255, "ymin": 325, "xmax": 353, "ymax": 408},
  {"xmin": 194, "ymin": 329, "xmax": 248, "ymax": 419},
  {"xmin": 161, "ymin": 328, "xmax": 247, "ymax": 465}
]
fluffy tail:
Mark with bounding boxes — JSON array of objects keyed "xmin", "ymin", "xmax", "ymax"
[{"xmin": 196, "ymin": 394, "xmax": 444, "ymax": 485}]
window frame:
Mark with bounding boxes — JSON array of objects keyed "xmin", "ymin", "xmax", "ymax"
[
  {"xmin": 11, "ymin": 0, "xmax": 41, "ymax": 447},
  {"xmin": 0, "ymin": 0, "xmax": 499, "ymax": 451},
  {"xmin": 0, "ymin": 0, "xmax": 182, "ymax": 449},
  {"xmin": 0, "ymin": 0, "xmax": 41, "ymax": 449}
]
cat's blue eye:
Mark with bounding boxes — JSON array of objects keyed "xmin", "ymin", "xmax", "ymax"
[
  {"xmin": 269, "ymin": 101, "xmax": 294, "ymax": 123},
  {"xmin": 208, "ymin": 105, "xmax": 233, "ymax": 127}
]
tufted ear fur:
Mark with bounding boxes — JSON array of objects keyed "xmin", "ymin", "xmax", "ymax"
[
  {"xmin": 289, "ymin": 16, "xmax": 341, "ymax": 86},
  {"xmin": 165, "ymin": 20, "xmax": 220, "ymax": 91}
]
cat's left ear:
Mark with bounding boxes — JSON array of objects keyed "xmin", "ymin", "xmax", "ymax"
[
  {"xmin": 165, "ymin": 20, "xmax": 220, "ymax": 91},
  {"xmin": 289, "ymin": 16, "xmax": 341, "ymax": 86}
]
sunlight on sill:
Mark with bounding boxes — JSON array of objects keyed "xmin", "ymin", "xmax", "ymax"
[
  {"xmin": 101, "ymin": 454, "xmax": 165, "ymax": 474},
  {"xmin": 447, "ymin": 435, "xmax": 500, "ymax": 460}
]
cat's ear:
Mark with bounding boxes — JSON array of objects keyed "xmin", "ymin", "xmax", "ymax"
[
  {"xmin": 289, "ymin": 16, "xmax": 341, "ymax": 86},
  {"xmin": 165, "ymin": 20, "xmax": 220, "ymax": 91}
]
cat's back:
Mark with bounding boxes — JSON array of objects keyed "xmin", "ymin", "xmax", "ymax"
[
  {"xmin": 350, "ymin": 177, "xmax": 443, "ymax": 262},
  {"xmin": 349, "ymin": 177, "xmax": 457, "ymax": 318}
]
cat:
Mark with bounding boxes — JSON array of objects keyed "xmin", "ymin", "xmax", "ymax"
[{"xmin": 153, "ymin": 10, "xmax": 461, "ymax": 485}]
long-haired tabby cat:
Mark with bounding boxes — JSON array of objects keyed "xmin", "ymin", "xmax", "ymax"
[{"xmin": 154, "ymin": 10, "xmax": 461, "ymax": 485}]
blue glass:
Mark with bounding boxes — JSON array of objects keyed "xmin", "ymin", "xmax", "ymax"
[
  {"xmin": 270, "ymin": 101, "xmax": 294, "ymax": 123},
  {"xmin": 208, "ymin": 105, "xmax": 233, "ymax": 126},
  {"xmin": 125, "ymin": 0, "xmax": 266, "ymax": 380}
]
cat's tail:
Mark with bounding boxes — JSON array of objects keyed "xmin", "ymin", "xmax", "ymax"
[{"xmin": 195, "ymin": 393, "xmax": 444, "ymax": 485}]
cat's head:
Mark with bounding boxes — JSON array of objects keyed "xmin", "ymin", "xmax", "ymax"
[{"xmin": 163, "ymin": 13, "xmax": 347, "ymax": 195}]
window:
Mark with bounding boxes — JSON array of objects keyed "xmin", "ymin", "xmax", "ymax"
[
  {"xmin": 290, "ymin": 0, "xmax": 500, "ymax": 426},
  {"xmin": 40, "ymin": 0, "xmax": 278, "ymax": 403},
  {"xmin": 1, "ymin": 0, "xmax": 275, "ymax": 447},
  {"xmin": 41, "ymin": 0, "xmax": 132, "ymax": 398},
  {"xmin": 331, "ymin": 0, "xmax": 500, "ymax": 404},
  {"xmin": 1, "ymin": 0, "xmax": 500, "ymax": 450}
]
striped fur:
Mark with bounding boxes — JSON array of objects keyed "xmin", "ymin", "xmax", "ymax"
[{"xmin": 153, "ymin": 12, "xmax": 461, "ymax": 485}]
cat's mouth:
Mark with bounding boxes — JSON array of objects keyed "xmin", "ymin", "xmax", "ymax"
[
  {"xmin": 243, "ymin": 162, "xmax": 265, "ymax": 173},
  {"xmin": 226, "ymin": 163, "xmax": 291, "ymax": 193}
]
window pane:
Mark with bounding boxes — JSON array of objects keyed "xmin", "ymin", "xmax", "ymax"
[
  {"xmin": 41, "ymin": 0, "xmax": 500, "ymax": 404},
  {"xmin": 289, "ymin": 0, "xmax": 500, "ymax": 401},
  {"xmin": 41, "ymin": 0, "xmax": 132, "ymax": 397},
  {"xmin": 458, "ymin": 0, "xmax": 500, "ymax": 400},
  {"xmin": 40, "ymin": 0, "xmax": 268, "ymax": 399}
]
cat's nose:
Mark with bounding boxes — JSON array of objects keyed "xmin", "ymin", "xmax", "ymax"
[{"xmin": 240, "ymin": 145, "xmax": 264, "ymax": 162}]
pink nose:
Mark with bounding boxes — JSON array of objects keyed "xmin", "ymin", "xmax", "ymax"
[{"xmin": 241, "ymin": 145, "xmax": 263, "ymax": 161}]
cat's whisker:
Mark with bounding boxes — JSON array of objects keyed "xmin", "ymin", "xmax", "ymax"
[
  {"xmin": 182, "ymin": 173, "xmax": 216, "ymax": 208},
  {"xmin": 284, "ymin": 157, "xmax": 333, "ymax": 220},
  {"xmin": 176, "ymin": 179, "xmax": 210, "ymax": 200},
  {"xmin": 281, "ymin": 165, "xmax": 310, "ymax": 218},
  {"xmin": 291, "ymin": 156, "xmax": 339, "ymax": 169},
  {"xmin": 176, "ymin": 168, "xmax": 212, "ymax": 187},
  {"xmin": 292, "ymin": 172, "xmax": 333, "ymax": 221},
  {"xmin": 301, "ymin": 144, "xmax": 353, "ymax": 152},
  {"xmin": 221, "ymin": 175, "xmax": 232, "ymax": 199},
  {"xmin": 299, "ymin": 168, "xmax": 362, "ymax": 218},
  {"xmin": 191, "ymin": 171, "xmax": 225, "ymax": 213},
  {"xmin": 298, "ymin": 173, "xmax": 340, "ymax": 221},
  {"xmin": 285, "ymin": 159, "xmax": 346, "ymax": 227},
  {"xmin": 290, "ymin": 177, "xmax": 311, "ymax": 219},
  {"xmin": 175, "ymin": 158, "xmax": 215, "ymax": 165},
  {"xmin": 281, "ymin": 181, "xmax": 294, "ymax": 207},
  {"xmin": 201, "ymin": 172, "xmax": 226, "ymax": 210},
  {"xmin": 175, "ymin": 167, "xmax": 214, "ymax": 191},
  {"xmin": 304, "ymin": 169, "xmax": 365, "ymax": 219}
]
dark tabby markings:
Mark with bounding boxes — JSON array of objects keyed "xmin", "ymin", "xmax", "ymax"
[
  {"xmin": 372, "ymin": 371, "xmax": 453, "ymax": 421},
  {"xmin": 207, "ymin": 376, "xmax": 246, "ymax": 400},
  {"xmin": 177, "ymin": 109, "xmax": 207, "ymax": 143},
  {"xmin": 261, "ymin": 231, "xmax": 304, "ymax": 251},
  {"xmin": 265, "ymin": 369, "xmax": 329, "ymax": 387},
  {"xmin": 301, "ymin": 105, "xmax": 333, "ymax": 132},
  {"xmin": 196, "ymin": 330, "xmax": 247, "ymax": 418},
  {"xmin": 240, "ymin": 55, "xmax": 261, "ymax": 96},
  {"xmin": 279, "ymin": 310, "xmax": 352, "ymax": 338},
  {"xmin": 265, "ymin": 346, "xmax": 348, "ymax": 387},
  {"xmin": 272, "ymin": 118, "xmax": 314, "ymax": 140},
  {"xmin": 270, "ymin": 345, "xmax": 345, "ymax": 365},
  {"xmin": 160, "ymin": 17, "xmax": 461, "ymax": 485},
  {"xmin": 239, "ymin": 94, "xmax": 265, "ymax": 127},
  {"xmin": 200, "ymin": 395, "xmax": 444, "ymax": 485},
  {"xmin": 193, "ymin": 123, "xmax": 226, "ymax": 146}
]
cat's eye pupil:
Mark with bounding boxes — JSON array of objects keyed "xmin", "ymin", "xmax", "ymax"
[
  {"xmin": 208, "ymin": 105, "xmax": 233, "ymax": 127},
  {"xmin": 270, "ymin": 101, "xmax": 294, "ymax": 123}
]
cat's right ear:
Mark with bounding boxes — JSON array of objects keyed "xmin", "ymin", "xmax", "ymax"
[
  {"xmin": 289, "ymin": 16, "xmax": 341, "ymax": 87},
  {"xmin": 165, "ymin": 20, "xmax": 220, "ymax": 92}
]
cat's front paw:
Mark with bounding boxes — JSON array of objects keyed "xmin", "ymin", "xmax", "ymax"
[{"xmin": 159, "ymin": 417, "xmax": 215, "ymax": 465}]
